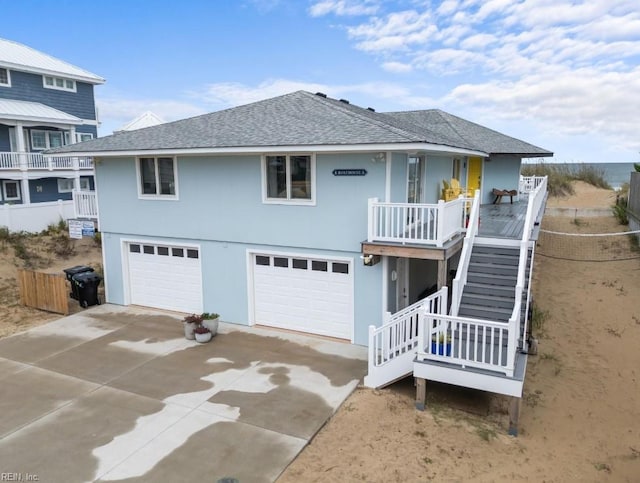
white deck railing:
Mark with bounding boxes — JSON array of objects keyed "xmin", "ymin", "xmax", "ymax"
[
  {"xmin": 513, "ymin": 175, "xmax": 547, "ymax": 351},
  {"xmin": 73, "ymin": 190, "xmax": 98, "ymax": 219},
  {"xmin": 368, "ymin": 197, "xmax": 468, "ymax": 247},
  {"xmin": 450, "ymin": 190, "xmax": 480, "ymax": 316},
  {"xmin": 364, "ymin": 287, "xmax": 448, "ymax": 388},
  {"xmin": 416, "ymin": 313, "xmax": 514, "ymax": 376},
  {"xmin": 0, "ymin": 152, "xmax": 93, "ymax": 170},
  {"xmin": 519, "ymin": 175, "xmax": 546, "ymax": 194}
]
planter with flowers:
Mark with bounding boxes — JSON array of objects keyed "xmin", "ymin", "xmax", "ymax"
[
  {"xmin": 201, "ymin": 312, "xmax": 220, "ymax": 336},
  {"xmin": 194, "ymin": 325, "xmax": 213, "ymax": 343},
  {"xmin": 183, "ymin": 314, "xmax": 203, "ymax": 340}
]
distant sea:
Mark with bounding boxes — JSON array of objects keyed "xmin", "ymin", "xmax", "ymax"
[{"xmin": 523, "ymin": 162, "xmax": 636, "ymax": 190}]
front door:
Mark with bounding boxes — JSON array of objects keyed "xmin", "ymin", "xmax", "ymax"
[
  {"xmin": 467, "ymin": 157, "xmax": 482, "ymax": 195},
  {"xmin": 407, "ymin": 155, "xmax": 424, "ymax": 204},
  {"xmin": 396, "ymin": 258, "xmax": 409, "ymax": 311}
]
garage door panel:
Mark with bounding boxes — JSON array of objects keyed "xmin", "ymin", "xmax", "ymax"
[
  {"xmin": 127, "ymin": 242, "xmax": 202, "ymax": 314},
  {"xmin": 252, "ymin": 253, "xmax": 353, "ymax": 339}
]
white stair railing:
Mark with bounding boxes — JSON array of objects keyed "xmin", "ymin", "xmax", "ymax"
[
  {"xmin": 450, "ymin": 189, "xmax": 480, "ymax": 316},
  {"xmin": 73, "ymin": 190, "xmax": 98, "ymax": 219},
  {"xmin": 364, "ymin": 287, "xmax": 448, "ymax": 388}
]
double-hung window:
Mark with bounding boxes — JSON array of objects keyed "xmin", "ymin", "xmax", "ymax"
[
  {"xmin": 263, "ymin": 154, "xmax": 314, "ymax": 204},
  {"xmin": 137, "ymin": 157, "xmax": 177, "ymax": 199},
  {"xmin": 0, "ymin": 68, "xmax": 10, "ymax": 87}
]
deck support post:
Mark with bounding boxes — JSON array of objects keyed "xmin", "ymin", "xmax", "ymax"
[
  {"xmin": 437, "ymin": 259, "xmax": 447, "ymax": 289},
  {"xmin": 415, "ymin": 377, "xmax": 427, "ymax": 411},
  {"xmin": 508, "ymin": 396, "xmax": 522, "ymax": 436}
]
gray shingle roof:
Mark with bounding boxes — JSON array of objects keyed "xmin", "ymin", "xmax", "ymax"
[{"xmin": 49, "ymin": 91, "xmax": 552, "ymax": 156}]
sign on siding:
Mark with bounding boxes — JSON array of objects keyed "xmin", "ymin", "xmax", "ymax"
[{"xmin": 332, "ymin": 169, "xmax": 367, "ymax": 176}]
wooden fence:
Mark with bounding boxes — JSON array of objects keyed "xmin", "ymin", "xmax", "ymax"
[{"xmin": 17, "ymin": 269, "xmax": 69, "ymax": 315}]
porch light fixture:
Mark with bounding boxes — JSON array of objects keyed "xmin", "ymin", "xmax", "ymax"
[{"xmin": 372, "ymin": 152, "xmax": 386, "ymax": 163}]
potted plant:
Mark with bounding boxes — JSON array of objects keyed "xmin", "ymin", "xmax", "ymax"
[
  {"xmin": 431, "ymin": 332, "xmax": 452, "ymax": 356},
  {"xmin": 194, "ymin": 324, "xmax": 212, "ymax": 343},
  {"xmin": 182, "ymin": 313, "xmax": 203, "ymax": 340},
  {"xmin": 201, "ymin": 312, "xmax": 220, "ymax": 335}
]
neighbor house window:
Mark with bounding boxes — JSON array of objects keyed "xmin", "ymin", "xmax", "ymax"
[
  {"xmin": 2, "ymin": 180, "xmax": 20, "ymax": 201},
  {"xmin": 57, "ymin": 179, "xmax": 75, "ymax": 193},
  {"xmin": 137, "ymin": 157, "xmax": 177, "ymax": 198},
  {"xmin": 80, "ymin": 178, "xmax": 91, "ymax": 190},
  {"xmin": 0, "ymin": 68, "xmax": 10, "ymax": 87},
  {"xmin": 43, "ymin": 75, "xmax": 76, "ymax": 92},
  {"xmin": 263, "ymin": 154, "xmax": 314, "ymax": 204},
  {"xmin": 30, "ymin": 130, "xmax": 66, "ymax": 150},
  {"xmin": 75, "ymin": 133, "xmax": 93, "ymax": 143}
]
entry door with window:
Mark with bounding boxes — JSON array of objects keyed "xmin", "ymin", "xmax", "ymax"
[{"xmin": 407, "ymin": 155, "xmax": 425, "ymax": 204}]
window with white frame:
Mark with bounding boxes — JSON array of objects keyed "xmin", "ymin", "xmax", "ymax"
[
  {"xmin": 2, "ymin": 181, "xmax": 20, "ymax": 201},
  {"xmin": 137, "ymin": 157, "xmax": 177, "ymax": 198},
  {"xmin": 76, "ymin": 132, "xmax": 93, "ymax": 143},
  {"xmin": 30, "ymin": 130, "xmax": 65, "ymax": 150},
  {"xmin": 263, "ymin": 154, "xmax": 314, "ymax": 203},
  {"xmin": 57, "ymin": 179, "xmax": 75, "ymax": 193},
  {"xmin": 80, "ymin": 178, "xmax": 91, "ymax": 190},
  {"xmin": 0, "ymin": 68, "xmax": 10, "ymax": 87},
  {"xmin": 43, "ymin": 75, "xmax": 76, "ymax": 92}
]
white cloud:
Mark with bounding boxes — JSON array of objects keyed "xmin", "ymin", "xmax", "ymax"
[
  {"xmin": 309, "ymin": 0, "xmax": 379, "ymax": 17},
  {"xmin": 382, "ymin": 61, "xmax": 413, "ymax": 73}
]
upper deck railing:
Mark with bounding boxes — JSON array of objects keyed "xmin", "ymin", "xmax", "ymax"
[{"xmin": 0, "ymin": 152, "xmax": 93, "ymax": 170}]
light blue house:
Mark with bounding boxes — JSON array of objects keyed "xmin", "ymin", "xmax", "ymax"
[
  {"xmin": 50, "ymin": 91, "xmax": 552, "ymax": 433},
  {"xmin": 0, "ymin": 38, "xmax": 103, "ymax": 230}
]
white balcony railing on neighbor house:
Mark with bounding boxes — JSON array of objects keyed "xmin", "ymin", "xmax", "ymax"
[
  {"xmin": 72, "ymin": 190, "xmax": 98, "ymax": 219},
  {"xmin": 0, "ymin": 152, "xmax": 93, "ymax": 170},
  {"xmin": 368, "ymin": 196, "xmax": 471, "ymax": 247}
]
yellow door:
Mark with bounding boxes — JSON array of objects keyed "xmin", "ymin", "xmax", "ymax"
[{"xmin": 467, "ymin": 157, "xmax": 482, "ymax": 195}]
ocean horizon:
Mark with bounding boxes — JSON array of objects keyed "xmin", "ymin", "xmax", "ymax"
[{"xmin": 522, "ymin": 161, "xmax": 636, "ymax": 190}]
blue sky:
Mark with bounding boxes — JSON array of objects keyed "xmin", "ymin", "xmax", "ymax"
[{"xmin": 4, "ymin": 0, "xmax": 640, "ymax": 163}]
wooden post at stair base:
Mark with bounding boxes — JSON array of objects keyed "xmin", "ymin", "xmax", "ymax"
[
  {"xmin": 508, "ymin": 396, "xmax": 522, "ymax": 436},
  {"xmin": 437, "ymin": 259, "xmax": 447, "ymax": 289},
  {"xmin": 415, "ymin": 377, "xmax": 427, "ymax": 411}
]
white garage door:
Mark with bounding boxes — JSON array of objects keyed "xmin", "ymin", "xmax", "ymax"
[
  {"xmin": 252, "ymin": 253, "xmax": 353, "ymax": 340},
  {"xmin": 126, "ymin": 242, "xmax": 203, "ymax": 313}
]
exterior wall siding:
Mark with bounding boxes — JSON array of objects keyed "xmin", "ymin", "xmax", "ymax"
[
  {"xmin": 425, "ymin": 155, "xmax": 452, "ymax": 203},
  {"xmin": 484, "ymin": 155, "xmax": 522, "ymax": 204},
  {"xmin": 0, "ymin": 70, "xmax": 97, "ymax": 121},
  {"xmin": 28, "ymin": 177, "xmax": 70, "ymax": 203},
  {"xmin": 96, "ymin": 153, "xmax": 387, "ymax": 253},
  {"xmin": 0, "ymin": 125, "xmax": 10, "ymax": 151},
  {"xmin": 102, "ymin": 233, "xmax": 382, "ymax": 345},
  {"xmin": 389, "ymin": 153, "xmax": 407, "ymax": 203}
]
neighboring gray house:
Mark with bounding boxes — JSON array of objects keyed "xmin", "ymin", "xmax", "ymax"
[
  {"xmin": 0, "ymin": 38, "xmax": 104, "ymax": 230},
  {"xmin": 50, "ymin": 90, "xmax": 552, "ymax": 433}
]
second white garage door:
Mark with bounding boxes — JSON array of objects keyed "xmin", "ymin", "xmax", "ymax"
[
  {"xmin": 251, "ymin": 253, "xmax": 354, "ymax": 340},
  {"xmin": 126, "ymin": 242, "xmax": 203, "ymax": 314}
]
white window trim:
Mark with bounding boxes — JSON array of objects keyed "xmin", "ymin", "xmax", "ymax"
[
  {"xmin": 75, "ymin": 132, "xmax": 94, "ymax": 143},
  {"xmin": 57, "ymin": 178, "xmax": 75, "ymax": 193},
  {"xmin": 2, "ymin": 180, "xmax": 21, "ymax": 201},
  {"xmin": 30, "ymin": 129, "xmax": 65, "ymax": 151},
  {"xmin": 135, "ymin": 156, "xmax": 179, "ymax": 200},
  {"xmin": 0, "ymin": 67, "xmax": 11, "ymax": 87},
  {"xmin": 42, "ymin": 75, "xmax": 77, "ymax": 92},
  {"xmin": 261, "ymin": 153, "xmax": 316, "ymax": 206},
  {"xmin": 80, "ymin": 178, "xmax": 91, "ymax": 190}
]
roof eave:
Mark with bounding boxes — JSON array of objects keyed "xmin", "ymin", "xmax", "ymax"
[
  {"xmin": 0, "ymin": 61, "xmax": 105, "ymax": 84},
  {"xmin": 45, "ymin": 142, "xmax": 489, "ymax": 158}
]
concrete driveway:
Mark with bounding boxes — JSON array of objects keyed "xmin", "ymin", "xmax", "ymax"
[{"xmin": 0, "ymin": 305, "xmax": 367, "ymax": 482}]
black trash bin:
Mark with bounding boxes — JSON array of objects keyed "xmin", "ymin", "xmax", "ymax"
[
  {"xmin": 71, "ymin": 271, "xmax": 102, "ymax": 308},
  {"xmin": 63, "ymin": 265, "xmax": 95, "ymax": 300}
]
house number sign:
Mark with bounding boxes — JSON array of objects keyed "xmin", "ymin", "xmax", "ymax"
[{"xmin": 332, "ymin": 169, "xmax": 367, "ymax": 176}]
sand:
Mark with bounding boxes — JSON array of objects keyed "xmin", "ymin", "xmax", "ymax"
[
  {"xmin": 280, "ymin": 182, "xmax": 640, "ymax": 482},
  {"xmin": 0, "ymin": 234, "xmax": 103, "ymax": 338},
  {"xmin": 1, "ymin": 183, "xmax": 639, "ymax": 481}
]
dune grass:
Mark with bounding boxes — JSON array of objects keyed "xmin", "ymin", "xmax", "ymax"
[{"xmin": 521, "ymin": 162, "xmax": 611, "ymax": 197}]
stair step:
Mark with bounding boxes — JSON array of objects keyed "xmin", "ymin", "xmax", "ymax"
[
  {"xmin": 458, "ymin": 303, "xmax": 512, "ymax": 322},
  {"xmin": 472, "ymin": 245, "xmax": 521, "ymax": 256},
  {"xmin": 469, "ymin": 262, "xmax": 518, "ymax": 276},
  {"xmin": 467, "ymin": 273, "xmax": 517, "ymax": 286},
  {"xmin": 464, "ymin": 282, "xmax": 515, "ymax": 298},
  {"xmin": 461, "ymin": 292, "xmax": 515, "ymax": 309},
  {"xmin": 470, "ymin": 252, "xmax": 519, "ymax": 266}
]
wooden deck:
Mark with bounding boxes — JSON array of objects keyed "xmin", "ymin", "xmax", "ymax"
[{"xmin": 478, "ymin": 196, "xmax": 529, "ymax": 239}]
